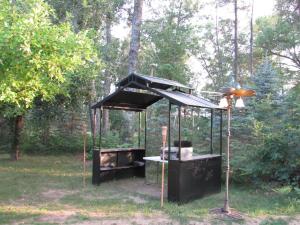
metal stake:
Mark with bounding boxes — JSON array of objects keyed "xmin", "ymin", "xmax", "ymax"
[{"xmin": 223, "ymin": 98, "xmax": 232, "ymax": 213}]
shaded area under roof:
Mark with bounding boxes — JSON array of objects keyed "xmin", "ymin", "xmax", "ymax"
[
  {"xmin": 117, "ymin": 73, "xmax": 193, "ymax": 90},
  {"xmin": 152, "ymin": 89, "xmax": 222, "ymax": 109},
  {"xmin": 91, "ymin": 90, "xmax": 162, "ymax": 111}
]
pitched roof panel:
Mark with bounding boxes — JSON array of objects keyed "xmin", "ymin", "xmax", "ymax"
[{"xmin": 117, "ymin": 73, "xmax": 193, "ymax": 90}]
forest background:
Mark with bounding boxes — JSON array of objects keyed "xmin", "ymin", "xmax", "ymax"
[{"xmin": 0, "ymin": 0, "xmax": 299, "ymax": 189}]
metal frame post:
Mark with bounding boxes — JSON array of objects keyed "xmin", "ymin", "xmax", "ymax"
[
  {"xmin": 92, "ymin": 109, "xmax": 97, "ymax": 149},
  {"xmin": 99, "ymin": 107, "xmax": 102, "ymax": 150},
  {"xmin": 210, "ymin": 109, "xmax": 214, "ymax": 154},
  {"xmin": 168, "ymin": 102, "xmax": 171, "ymax": 161},
  {"xmin": 144, "ymin": 110, "xmax": 147, "ymax": 150},
  {"xmin": 138, "ymin": 112, "xmax": 141, "ymax": 148},
  {"xmin": 178, "ymin": 106, "xmax": 181, "ymax": 161},
  {"xmin": 220, "ymin": 110, "xmax": 223, "ymax": 156}
]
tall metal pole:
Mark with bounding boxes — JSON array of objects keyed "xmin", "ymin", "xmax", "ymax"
[{"xmin": 223, "ymin": 98, "xmax": 232, "ymax": 213}]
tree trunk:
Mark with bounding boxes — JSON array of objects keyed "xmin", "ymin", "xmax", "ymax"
[
  {"xmin": 128, "ymin": 0, "xmax": 144, "ymax": 74},
  {"xmin": 103, "ymin": 13, "xmax": 112, "ymax": 135},
  {"xmin": 233, "ymin": 0, "xmax": 238, "ymax": 82},
  {"xmin": 215, "ymin": 0, "xmax": 224, "ymax": 86},
  {"xmin": 249, "ymin": 0, "xmax": 254, "ymax": 76},
  {"xmin": 11, "ymin": 115, "xmax": 24, "ymax": 160}
]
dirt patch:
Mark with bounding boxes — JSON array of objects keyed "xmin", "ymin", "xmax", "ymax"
[
  {"xmin": 37, "ymin": 211, "xmax": 75, "ymax": 223},
  {"xmin": 127, "ymin": 195, "xmax": 148, "ymax": 204},
  {"xmin": 118, "ymin": 178, "xmax": 166, "ymax": 199},
  {"xmin": 71, "ymin": 212, "xmax": 178, "ymax": 225},
  {"xmin": 41, "ymin": 189, "xmax": 77, "ymax": 202}
]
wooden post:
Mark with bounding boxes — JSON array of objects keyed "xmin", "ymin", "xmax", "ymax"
[
  {"xmin": 161, "ymin": 126, "xmax": 167, "ymax": 207},
  {"xmin": 82, "ymin": 123, "xmax": 87, "ymax": 187},
  {"xmin": 223, "ymin": 98, "xmax": 232, "ymax": 213}
]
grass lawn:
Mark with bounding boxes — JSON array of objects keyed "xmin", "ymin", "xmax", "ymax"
[{"xmin": 0, "ymin": 154, "xmax": 299, "ymax": 225}]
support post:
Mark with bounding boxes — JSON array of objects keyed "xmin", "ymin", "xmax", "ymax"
[
  {"xmin": 144, "ymin": 110, "xmax": 147, "ymax": 150},
  {"xmin": 92, "ymin": 109, "xmax": 97, "ymax": 149},
  {"xmin": 138, "ymin": 112, "xmax": 141, "ymax": 148},
  {"xmin": 210, "ymin": 109, "xmax": 214, "ymax": 154},
  {"xmin": 178, "ymin": 106, "xmax": 181, "ymax": 161},
  {"xmin": 168, "ymin": 102, "xmax": 171, "ymax": 161},
  {"xmin": 92, "ymin": 108, "xmax": 100, "ymax": 185},
  {"xmin": 99, "ymin": 107, "xmax": 102, "ymax": 150},
  {"xmin": 220, "ymin": 110, "xmax": 223, "ymax": 156}
]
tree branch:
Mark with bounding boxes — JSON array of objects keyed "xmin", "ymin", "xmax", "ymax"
[{"xmin": 265, "ymin": 48, "xmax": 300, "ymax": 69}]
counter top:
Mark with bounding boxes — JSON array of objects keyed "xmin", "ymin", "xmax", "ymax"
[{"xmin": 96, "ymin": 148, "xmax": 145, "ymax": 153}]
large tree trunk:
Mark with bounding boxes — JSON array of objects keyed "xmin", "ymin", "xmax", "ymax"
[
  {"xmin": 11, "ymin": 115, "xmax": 24, "ymax": 160},
  {"xmin": 233, "ymin": 0, "xmax": 238, "ymax": 82},
  {"xmin": 215, "ymin": 0, "xmax": 224, "ymax": 87},
  {"xmin": 249, "ymin": 0, "xmax": 254, "ymax": 76},
  {"xmin": 103, "ymin": 13, "xmax": 112, "ymax": 135},
  {"xmin": 128, "ymin": 0, "xmax": 144, "ymax": 74}
]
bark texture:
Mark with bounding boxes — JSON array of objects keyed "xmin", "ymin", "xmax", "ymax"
[
  {"xmin": 128, "ymin": 0, "xmax": 144, "ymax": 74},
  {"xmin": 250, "ymin": 0, "xmax": 254, "ymax": 76},
  {"xmin": 233, "ymin": 0, "xmax": 238, "ymax": 82},
  {"xmin": 103, "ymin": 13, "xmax": 112, "ymax": 134},
  {"xmin": 11, "ymin": 115, "xmax": 24, "ymax": 160}
]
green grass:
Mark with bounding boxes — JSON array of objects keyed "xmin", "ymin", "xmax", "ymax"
[{"xmin": 0, "ymin": 153, "xmax": 299, "ymax": 224}]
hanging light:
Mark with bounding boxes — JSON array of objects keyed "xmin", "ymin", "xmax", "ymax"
[
  {"xmin": 235, "ymin": 97, "xmax": 245, "ymax": 108},
  {"xmin": 219, "ymin": 97, "xmax": 229, "ymax": 108}
]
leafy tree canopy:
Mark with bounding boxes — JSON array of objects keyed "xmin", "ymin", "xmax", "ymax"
[{"xmin": 0, "ymin": 0, "xmax": 99, "ymax": 117}]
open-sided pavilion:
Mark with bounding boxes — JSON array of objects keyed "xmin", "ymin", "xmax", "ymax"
[{"xmin": 91, "ymin": 73, "xmax": 224, "ymax": 203}]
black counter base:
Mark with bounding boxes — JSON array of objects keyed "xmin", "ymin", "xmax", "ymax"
[{"xmin": 168, "ymin": 155, "xmax": 221, "ymax": 203}]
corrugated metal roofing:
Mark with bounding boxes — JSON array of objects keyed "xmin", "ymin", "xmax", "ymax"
[
  {"xmin": 153, "ymin": 89, "xmax": 222, "ymax": 109},
  {"xmin": 91, "ymin": 90, "xmax": 162, "ymax": 111},
  {"xmin": 117, "ymin": 73, "xmax": 193, "ymax": 90},
  {"xmin": 92, "ymin": 73, "xmax": 222, "ymax": 111}
]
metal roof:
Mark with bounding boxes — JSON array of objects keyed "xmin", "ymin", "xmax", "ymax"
[
  {"xmin": 92, "ymin": 73, "xmax": 222, "ymax": 111},
  {"xmin": 92, "ymin": 88, "xmax": 222, "ymax": 111},
  {"xmin": 117, "ymin": 73, "xmax": 193, "ymax": 90},
  {"xmin": 91, "ymin": 89, "xmax": 162, "ymax": 111},
  {"xmin": 153, "ymin": 89, "xmax": 222, "ymax": 109}
]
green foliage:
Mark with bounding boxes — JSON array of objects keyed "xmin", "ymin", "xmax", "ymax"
[
  {"xmin": 252, "ymin": 60, "xmax": 281, "ymax": 101},
  {"xmin": 140, "ymin": 0, "xmax": 199, "ymax": 84},
  {"xmin": 230, "ymin": 60, "xmax": 300, "ymax": 186},
  {"xmin": 0, "ymin": 0, "xmax": 99, "ymax": 117},
  {"xmin": 101, "ymin": 131, "xmax": 121, "ymax": 148},
  {"xmin": 255, "ymin": 11, "xmax": 300, "ymax": 72},
  {"xmin": 22, "ymin": 132, "xmax": 86, "ymax": 154}
]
